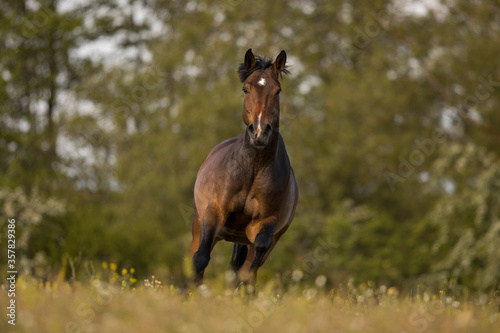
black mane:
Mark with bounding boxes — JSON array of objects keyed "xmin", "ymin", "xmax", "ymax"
[{"xmin": 238, "ymin": 55, "xmax": 290, "ymax": 83}]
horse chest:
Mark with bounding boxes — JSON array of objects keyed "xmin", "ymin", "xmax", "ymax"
[{"xmin": 234, "ymin": 175, "xmax": 284, "ymax": 217}]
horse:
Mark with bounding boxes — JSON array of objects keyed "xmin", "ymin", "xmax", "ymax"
[{"xmin": 190, "ymin": 49, "xmax": 299, "ymax": 292}]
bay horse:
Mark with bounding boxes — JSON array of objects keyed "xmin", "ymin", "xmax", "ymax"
[{"xmin": 190, "ymin": 49, "xmax": 298, "ymax": 291}]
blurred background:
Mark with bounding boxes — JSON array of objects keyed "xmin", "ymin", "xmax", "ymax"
[{"xmin": 1, "ymin": 0, "xmax": 499, "ymax": 293}]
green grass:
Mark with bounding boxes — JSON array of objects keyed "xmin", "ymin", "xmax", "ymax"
[{"xmin": 1, "ymin": 275, "xmax": 499, "ymax": 333}]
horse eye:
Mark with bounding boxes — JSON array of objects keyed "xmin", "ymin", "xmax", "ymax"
[
  {"xmin": 275, "ymin": 89, "xmax": 281, "ymax": 95},
  {"xmin": 242, "ymin": 87, "xmax": 249, "ymax": 94}
]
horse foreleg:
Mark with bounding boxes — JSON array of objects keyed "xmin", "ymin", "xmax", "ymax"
[
  {"xmin": 234, "ymin": 222, "xmax": 276, "ymax": 293},
  {"xmin": 257, "ymin": 225, "xmax": 289, "ymax": 267},
  {"xmin": 192, "ymin": 204, "xmax": 223, "ymax": 286},
  {"xmin": 249, "ymin": 223, "xmax": 275, "ymax": 271},
  {"xmin": 235, "ymin": 223, "xmax": 288, "ymax": 293}
]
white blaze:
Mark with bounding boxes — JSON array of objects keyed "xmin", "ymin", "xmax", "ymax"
[
  {"xmin": 258, "ymin": 77, "xmax": 266, "ymax": 86},
  {"xmin": 257, "ymin": 112, "xmax": 262, "ymax": 137}
]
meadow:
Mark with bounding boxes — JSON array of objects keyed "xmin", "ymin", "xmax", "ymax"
[
  {"xmin": 2, "ymin": 269, "xmax": 499, "ymax": 333},
  {"xmin": 2, "ymin": 2, "xmax": 500, "ymax": 333},
  {"xmin": 3, "ymin": 4, "xmax": 500, "ymax": 333}
]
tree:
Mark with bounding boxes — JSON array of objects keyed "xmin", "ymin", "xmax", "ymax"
[{"xmin": 0, "ymin": 0, "xmax": 152, "ymax": 277}]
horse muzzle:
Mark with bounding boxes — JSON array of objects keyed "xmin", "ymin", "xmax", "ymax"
[{"xmin": 248, "ymin": 122, "xmax": 273, "ymax": 149}]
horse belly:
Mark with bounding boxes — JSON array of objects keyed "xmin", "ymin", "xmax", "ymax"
[{"xmin": 277, "ymin": 169, "xmax": 299, "ymax": 233}]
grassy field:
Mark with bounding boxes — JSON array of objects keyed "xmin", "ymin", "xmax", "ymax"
[{"xmin": 1, "ymin": 274, "xmax": 499, "ymax": 333}]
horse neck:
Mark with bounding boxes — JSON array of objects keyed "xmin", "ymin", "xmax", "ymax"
[{"xmin": 238, "ymin": 130, "xmax": 280, "ymax": 172}]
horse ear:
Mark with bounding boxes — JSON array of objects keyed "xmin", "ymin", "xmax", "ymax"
[
  {"xmin": 244, "ymin": 49, "xmax": 256, "ymax": 70},
  {"xmin": 273, "ymin": 50, "xmax": 287, "ymax": 74}
]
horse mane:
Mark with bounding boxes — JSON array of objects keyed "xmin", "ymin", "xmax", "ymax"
[{"xmin": 237, "ymin": 55, "xmax": 290, "ymax": 83}]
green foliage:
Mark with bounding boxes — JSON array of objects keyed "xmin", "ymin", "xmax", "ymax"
[
  {"xmin": 315, "ymin": 200, "xmax": 435, "ymax": 288},
  {"xmin": 0, "ymin": 186, "xmax": 64, "ymax": 276},
  {"xmin": 427, "ymin": 142, "xmax": 500, "ymax": 290},
  {"xmin": 1, "ymin": 0, "xmax": 500, "ymax": 293}
]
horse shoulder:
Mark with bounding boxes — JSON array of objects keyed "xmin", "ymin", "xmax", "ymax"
[
  {"xmin": 197, "ymin": 137, "xmax": 239, "ymax": 177},
  {"xmin": 208, "ymin": 137, "xmax": 239, "ymax": 158}
]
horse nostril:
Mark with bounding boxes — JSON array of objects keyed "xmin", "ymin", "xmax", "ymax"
[
  {"xmin": 248, "ymin": 123, "xmax": 255, "ymax": 133},
  {"xmin": 264, "ymin": 124, "xmax": 272, "ymax": 136}
]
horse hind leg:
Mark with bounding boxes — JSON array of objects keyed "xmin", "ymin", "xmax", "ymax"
[
  {"xmin": 189, "ymin": 204, "xmax": 209, "ymax": 281},
  {"xmin": 230, "ymin": 244, "xmax": 248, "ymax": 271},
  {"xmin": 229, "ymin": 243, "xmax": 248, "ymax": 286},
  {"xmin": 190, "ymin": 205, "xmax": 201, "ymax": 258}
]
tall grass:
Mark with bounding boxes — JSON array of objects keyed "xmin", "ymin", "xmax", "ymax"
[{"xmin": 1, "ymin": 273, "xmax": 498, "ymax": 333}]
